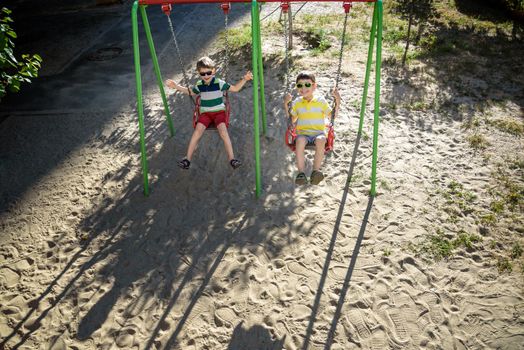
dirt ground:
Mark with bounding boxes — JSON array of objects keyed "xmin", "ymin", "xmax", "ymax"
[{"xmin": 0, "ymin": 1, "xmax": 523, "ymax": 349}]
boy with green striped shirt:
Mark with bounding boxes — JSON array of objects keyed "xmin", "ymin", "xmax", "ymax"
[{"xmin": 166, "ymin": 56, "xmax": 252, "ymax": 170}]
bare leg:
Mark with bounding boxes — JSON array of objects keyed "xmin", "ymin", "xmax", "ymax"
[
  {"xmin": 295, "ymin": 137, "xmax": 307, "ymax": 173},
  {"xmin": 186, "ymin": 123, "xmax": 206, "ymax": 161},
  {"xmin": 217, "ymin": 123, "xmax": 235, "ymax": 161},
  {"xmin": 313, "ymin": 137, "xmax": 326, "ymax": 171}
]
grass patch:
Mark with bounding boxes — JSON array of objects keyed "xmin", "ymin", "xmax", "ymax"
[
  {"xmin": 383, "ymin": 247, "xmax": 392, "ymax": 257},
  {"xmin": 491, "ymin": 166, "xmax": 524, "ymax": 212},
  {"xmin": 511, "ymin": 242, "xmax": 523, "ymax": 259},
  {"xmin": 508, "ymin": 157, "xmax": 524, "ymax": 171},
  {"xmin": 497, "ymin": 256, "xmax": 513, "ymax": 273},
  {"xmin": 418, "ymin": 229, "xmax": 482, "ymax": 261},
  {"xmin": 219, "ymin": 23, "xmax": 252, "ymax": 53},
  {"xmin": 467, "ymin": 133, "xmax": 490, "ymax": 150},
  {"xmin": 487, "ymin": 118, "xmax": 524, "ymax": 136}
]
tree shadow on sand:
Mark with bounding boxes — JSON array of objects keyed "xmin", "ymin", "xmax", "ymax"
[{"xmin": 1, "ymin": 63, "xmax": 309, "ymax": 349}]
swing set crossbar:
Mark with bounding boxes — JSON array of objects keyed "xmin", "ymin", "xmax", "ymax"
[{"xmin": 139, "ymin": 0, "xmax": 376, "ymax": 4}]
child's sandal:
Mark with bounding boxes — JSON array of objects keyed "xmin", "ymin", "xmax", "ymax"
[
  {"xmin": 295, "ymin": 172, "xmax": 308, "ymax": 185},
  {"xmin": 178, "ymin": 158, "xmax": 191, "ymax": 170},
  {"xmin": 310, "ymin": 170, "xmax": 324, "ymax": 185},
  {"xmin": 230, "ymin": 159, "xmax": 242, "ymax": 169}
]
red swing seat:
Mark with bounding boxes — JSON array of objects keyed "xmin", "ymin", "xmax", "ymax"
[
  {"xmin": 192, "ymin": 92, "xmax": 231, "ymax": 130},
  {"xmin": 285, "ymin": 123, "xmax": 335, "ymax": 154}
]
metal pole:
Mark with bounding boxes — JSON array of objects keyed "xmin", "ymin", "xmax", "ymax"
[
  {"xmin": 132, "ymin": 2, "xmax": 150, "ymax": 196},
  {"xmin": 358, "ymin": 1, "xmax": 377, "ymax": 135},
  {"xmin": 370, "ymin": 0, "xmax": 382, "ymax": 196},
  {"xmin": 252, "ymin": 0, "xmax": 262, "ymax": 197},
  {"xmin": 140, "ymin": 6, "xmax": 176, "ymax": 137},
  {"xmin": 255, "ymin": 4, "xmax": 267, "ymax": 135}
]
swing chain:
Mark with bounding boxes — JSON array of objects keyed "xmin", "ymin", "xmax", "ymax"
[
  {"xmin": 224, "ymin": 13, "xmax": 230, "ymax": 80},
  {"xmin": 222, "ymin": 3, "xmax": 231, "ymax": 80},
  {"xmin": 331, "ymin": 3, "xmax": 351, "ymax": 124},
  {"xmin": 335, "ymin": 3, "xmax": 351, "ymax": 91},
  {"xmin": 166, "ymin": 13, "xmax": 195, "ymax": 105},
  {"xmin": 281, "ymin": 2, "xmax": 291, "ymax": 96}
]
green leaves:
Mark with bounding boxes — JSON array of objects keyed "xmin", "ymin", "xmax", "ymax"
[{"xmin": 0, "ymin": 6, "xmax": 41, "ymax": 102}]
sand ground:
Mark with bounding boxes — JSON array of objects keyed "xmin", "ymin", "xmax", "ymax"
[{"xmin": 0, "ymin": 1, "xmax": 523, "ymax": 349}]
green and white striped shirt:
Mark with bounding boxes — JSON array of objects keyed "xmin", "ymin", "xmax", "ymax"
[{"xmin": 192, "ymin": 77, "xmax": 231, "ymax": 113}]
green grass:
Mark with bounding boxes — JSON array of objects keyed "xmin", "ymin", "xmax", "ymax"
[
  {"xmin": 487, "ymin": 118, "xmax": 524, "ymax": 136},
  {"xmin": 418, "ymin": 229, "xmax": 482, "ymax": 261},
  {"xmin": 219, "ymin": 23, "xmax": 252, "ymax": 52},
  {"xmin": 467, "ymin": 133, "xmax": 490, "ymax": 150},
  {"xmin": 497, "ymin": 257, "xmax": 513, "ymax": 273},
  {"xmin": 511, "ymin": 242, "xmax": 523, "ymax": 259}
]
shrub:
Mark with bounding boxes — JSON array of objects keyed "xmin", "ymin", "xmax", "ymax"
[{"xmin": 1, "ymin": 6, "xmax": 42, "ymax": 101}]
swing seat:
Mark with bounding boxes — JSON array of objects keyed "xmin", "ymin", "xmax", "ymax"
[
  {"xmin": 192, "ymin": 92, "xmax": 231, "ymax": 130},
  {"xmin": 285, "ymin": 124, "xmax": 335, "ymax": 154}
]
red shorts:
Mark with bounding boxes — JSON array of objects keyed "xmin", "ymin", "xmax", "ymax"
[{"xmin": 197, "ymin": 110, "xmax": 227, "ymax": 128}]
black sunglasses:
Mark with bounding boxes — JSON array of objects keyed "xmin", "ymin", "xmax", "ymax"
[
  {"xmin": 199, "ymin": 71, "xmax": 214, "ymax": 77},
  {"xmin": 296, "ymin": 82, "xmax": 312, "ymax": 88}
]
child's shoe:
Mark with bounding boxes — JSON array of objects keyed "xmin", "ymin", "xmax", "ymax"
[
  {"xmin": 230, "ymin": 159, "xmax": 242, "ymax": 169},
  {"xmin": 310, "ymin": 170, "xmax": 324, "ymax": 185},
  {"xmin": 295, "ymin": 172, "xmax": 308, "ymax": 185},
  {"xmin": 178, "ymin": 158, "xmax": 190, "ymax": 170}
]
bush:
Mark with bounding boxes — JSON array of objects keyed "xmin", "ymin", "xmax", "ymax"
[{"xmin": 0, "ymin": 7, "xmax": 42, "ymax": 102}]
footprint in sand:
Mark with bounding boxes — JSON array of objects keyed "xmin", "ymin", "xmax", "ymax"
[
  {"xmin": 0, "ymin": 268, "xmax": 20, "ymax": 289},
  {"xmin": 346, "ymin": 309, "xmax": 371, "ymax": 340},
  {"xmin": 186, "ymin": 295, "xmax": 213, "ymax": 325},
  {"xmin": 369, "ymin": 328, "xmax": 389, "ymax": 350},
  {"xmin": 286, "ymin": 261, "xmax": 311, "ymax": 277},
  {"xmin": 387, "ymin": 309, "xmax": 410, "ymax": 344},
  {"xmin": 327, "ymin": 265, "xmax": 347, "ymax": 281},
  {"xmin": 293, "ymin": 304, "xmax": 312, "ymax": 321},
  {"xmin": 214, "ymin": 307, "xmax": 237, "ymax": 327},
  {"xmin": 421, "ymin": 292, "xmax": 445, "ymax": 324},
  {"xmin": 115, "ymin": 328, "xmax": 136, "ymax": 348}
]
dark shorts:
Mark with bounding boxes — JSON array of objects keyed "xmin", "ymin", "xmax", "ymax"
[{"xmin": 197, "ymin": 110, "xmax": 227, "ymax": 128}]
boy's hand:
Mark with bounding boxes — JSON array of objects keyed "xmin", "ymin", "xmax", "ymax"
[
  {"xmin": 166, "ymin": 79, "xmax": 176, "ymax": 89},
  {"xmin": 244, "ymin": 71, "xmax": 253, "ymax": 81},
  {"xmin": 284, "ymin": 93, "xmax": 292, "ymax": 105}
]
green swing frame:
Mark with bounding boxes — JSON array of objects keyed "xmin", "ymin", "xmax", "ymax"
[{"xmin": 132, "ymin": 0, "xmax": 383, "ymax": 198}]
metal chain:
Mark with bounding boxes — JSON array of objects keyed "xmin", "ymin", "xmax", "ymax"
[
  {"xmin": 292, "ymin": 2, "xmax": 307, "ymax": 20},
  {"xmin": 335, "ymin": 11, "xmax": 349, "ymax": 91},
  {"xmin": 261, "ymin": 5, "xmax": 280, "ymax": 22},
  {"xmin": 330, "ymin": 11, "xmax": 349, "ymax": 124},
  {"xmin": 224, "ymin": 12, "xmax": 229, "ymax": 80},
  {"xmin": 283, "ymin": 9, "xmax": 290, "ymax": 95},
  {"xmin": 166, "ymin": 14, "xmax": 195, "ymax": 105}
]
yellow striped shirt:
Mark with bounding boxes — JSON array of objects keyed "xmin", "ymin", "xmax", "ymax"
[{"xmin": 290, "ymin": 95, "xmax": 331, "ymax": 135}]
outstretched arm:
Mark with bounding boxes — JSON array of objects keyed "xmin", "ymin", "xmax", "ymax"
[
  {"xmin": 165, "ymin": 79, "xmax": 196, "ymax": 96},
  {"xmin": 228, "ymin": 71, "xmax": 253, "ymax": 92}
]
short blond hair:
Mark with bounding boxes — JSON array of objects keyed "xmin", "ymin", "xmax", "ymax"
[{"xmin": 196, "ymin": 56, "xmax": 216, "ymax": 70}]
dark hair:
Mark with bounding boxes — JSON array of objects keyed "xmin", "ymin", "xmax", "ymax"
[
  {"xmin": 196, "ymin": 56, "xmax": 216, "ymax": 70},
  {"xmin": 296, "ymin": 71, "xmax": 316, "ymax": 83}
]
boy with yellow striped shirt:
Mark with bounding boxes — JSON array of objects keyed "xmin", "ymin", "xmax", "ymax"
[{"xmin": 284, "ymin": 72, "xmax": 340, "ymax": 185}]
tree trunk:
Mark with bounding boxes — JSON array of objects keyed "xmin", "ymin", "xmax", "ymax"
[{"xmin": 402, "ymin": 0, "xmax": 414, "ymax": 66}]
